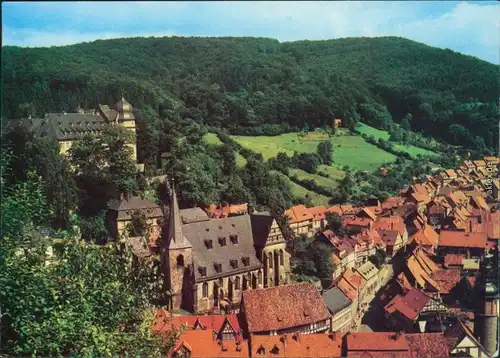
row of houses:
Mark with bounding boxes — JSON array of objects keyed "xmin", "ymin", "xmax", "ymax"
[{"xmin": 152, "ymin": 282, "xmax": 485, "ymax": 358}]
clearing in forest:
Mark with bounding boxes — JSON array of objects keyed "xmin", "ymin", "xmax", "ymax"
[{"xmin": 203, "ymin": 133, "xmax": 247, "ymax": 167}]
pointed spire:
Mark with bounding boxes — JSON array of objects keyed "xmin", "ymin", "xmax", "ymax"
[{"xmin": 167, "ymin": 182, "xmax": 192, "ymax": 249}]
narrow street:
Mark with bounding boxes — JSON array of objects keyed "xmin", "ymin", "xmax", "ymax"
[{"xmin": 353, "ymin": 264, "xmax": 394, "ymax": 332}]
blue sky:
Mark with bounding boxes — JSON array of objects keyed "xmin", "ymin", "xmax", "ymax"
[{"xmin": 2, "ymin": 1, "xmax": 499, "ymax": 64}]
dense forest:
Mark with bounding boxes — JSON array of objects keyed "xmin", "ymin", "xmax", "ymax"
[{"xmin": 2, "ymin": 36, "xmax": 498, "ymax": 151}]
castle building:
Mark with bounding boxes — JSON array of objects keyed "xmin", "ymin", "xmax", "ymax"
[
  {"xmin": 10, "ymin": 97, "xmax": 138, "ymax": 165},
  {"xmin": 161, "ymin": 186, "xmax": 290, "ymax": 313},
  {"xmin": 474, "ymin": 252, "xmax": 499, "ymax": 356}
]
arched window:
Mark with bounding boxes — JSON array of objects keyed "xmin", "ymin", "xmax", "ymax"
[
  {"xmin": 235, "ymin": 276, "xmax": 241, "ymax": 290},
  {"xmin": 268, "ymin": 252, "xmax": 273, "ymax": 269},
  {"xmin": 279, "ymin": 250, "xmax": 284, "ymax": 266},
  {"xmin": 202, "ymin": 282, "xmax": 208, "ymax": 298},
  {"xmin": 177, "ymin": 254, "xmax": 184, "ymax": 267},
  {"xmin": 258, "ymin": 270, "xmax": 263, "ymax": 285}
]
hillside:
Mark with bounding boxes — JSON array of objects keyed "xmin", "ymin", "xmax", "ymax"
[{"xmin": 2, "ymin": 36, "xmax": 498, "ymax": 151}]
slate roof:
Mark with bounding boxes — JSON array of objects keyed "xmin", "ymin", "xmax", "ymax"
[
  {"xmin": 182, "ymin": 215, "xmax": 262, "ymax": 282},
  {"xmin": 241, "ymin": 283, "xmax": 330, "ymax": 333},
  {"xmin": 179, "ymin": 207, "xmax": 210, "ymax": 224},
  {"xmin": 322, "ymin": 286, "xmax": 352, "ymax": 315},
  {"xmin": 250, "ymin": 214, "xmax": 281, "ymax": 247},
  {"xmin": 108, "ymin": 196, "xmax": 163, "ymax": 221},
  {"xmin": 35, "ymin": 112, "xmax": 108, "ymax": 141}
]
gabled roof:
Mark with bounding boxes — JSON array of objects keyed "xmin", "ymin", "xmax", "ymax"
[
  {"xmin": 322, "ymin": 286, "xmax": 352, "ymax": 315},
  {"xmin": 169, "ymin": 330, "xmax": 248, "ymax": 358},
  {"xmin": 359, "ymin": 207, "xmax": 377, "ymax": 221},
  {"xmin": 372, "ymin": 216, "xmax": 406, "ymax": 236},
  {"xmin": 108, "ymin": 196, "xmax": 163, "ymax": 221},
  {"xmin": 183, "ymin": 215, "xmax": 262, "ymax": 281},
  {"xmin": 308, "ymin": 205, "xmax": 327, "ymax": 221},
  {"xmin": 408, "ymin": 226, "xmax": 439, "ymax": 247},
  {"xmin": 285, "ymin": 205, "xmax": 313, "ymax": 223},
  {"xmin": 384, "ymin": 288, "xmax": 431, "ymax": 320},
  {"xmin": 33, "ymin": 112, "xmax": 109, "ymax": 141},
  {"xmin": 355, "ymin": 261, "xmax": 379, "ymax": 281},
  {"xmin": 251, "ymin": 214, "xmax": 280, "ymax": 247},
  {"xmin": 444, "ymin": 318, "xmax": 485, "ymax": 353},
  {"xmin": 242, "ymin": 283, "xmax": 330, "ymax": 333},
  {"xmin": 179, "ymin": 207, "xmax": 210, "ymax": 224},
  {"xmin": 346, "ymin": 332, "xmax": 410, "ymax": 356},
  {"xmin": 438, "ymin": 231, "xmax": 487, "ymax": 249},
  {"xmin": 404, "ymin": 333, "xmax": 450, "ymax": 358},
  {"xmin": 250, "ymin": 333, "xmax": 343, "ymax": 358}
]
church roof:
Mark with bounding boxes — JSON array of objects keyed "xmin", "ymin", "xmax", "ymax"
[
  {"xmin": 108, "ymin": 196, "xmax": 163, "ymax": 221},
  {"xmin": 250, "ymin": 214, "xmax": 282, "ymax": 248},
  {"xmin": 182, "ymin": 214, "xmax": 262, "ymax": 281}
]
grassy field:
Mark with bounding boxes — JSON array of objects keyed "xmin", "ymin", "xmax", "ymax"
[
  {"xmin": 203, "ymin": 133, "xmax": 247, "ymax": 167},
  {"xmin": 232, "ymin": 130, "xmax": 397, "ymax": 171},
  {"xmin": 272, "ymin": 171, "xmax": 331, "ymax": 206},
  {"xmin": 355, "ymin": 122, "xmax": 438, "ymax": 159},
  {"xmin": 289, "ymin": 168, "xmax": 340, "ymax": 189}
]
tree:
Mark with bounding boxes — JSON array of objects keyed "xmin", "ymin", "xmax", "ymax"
[
  {"xmin": 401, "ymin": 113, "xmax": 412, "ymax": 131},
  {"xmin": 0, "ymin": 161, "xmax": 175, "ymax": 355},
  {"xmin": 317, "ymin": 140, "xmax": 334, "ymax": 165}
]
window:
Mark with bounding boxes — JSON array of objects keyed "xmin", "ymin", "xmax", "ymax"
[
  {"xmin": 202, "ymin": 282, "xmax": 208, "ymax": 297},
  {"xmin": 230, "ymin": 234, "xmax": 239, "ymax": 244},
  {"xmin": 214, "ymin": 262, "xmax": 222, "ymax": 273},
  {"xmin": 242, "ymin": 257, "xmax": 250, "ymax": 266},
  {"xmin": 257, "ymin": 346, "xmax": 266, "ymax": 355},
  {"xmin": 204, "ymin": 239, "xmax": 213, "ymax": 249},
  {"xmin": 258, "ymin": 270, "xmax": 263, "ymax": 285},
  {"xmin": 268, "ymin": 252, "xmax": 273, "ymax": 268},
  {"xmin": 199, "ymin": 266, "xmax": 207, "ymax": 277},
  {"xmin": 176, "ymin": 254, "xmax": 184, "ymax": 267},
  {"xmin": 230, "ymin": 259, "xmax": 238, "ymax": 269},
  {"xmin": 270, "ymin": 345, "xmax": 280, "ymax": 355},
  {"xmin": 279, "ymin": 250, "xmax": 284, "ymax": 266},
  {"xmin": 235, "ymin": 276, "xmax": 240, "ymax": 290},
  {"xmin": 218, "ymin": 236, "xmax": 227, "ymax": 247}
]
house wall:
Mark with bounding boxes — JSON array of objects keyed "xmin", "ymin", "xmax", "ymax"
[
  {"xmin": 261, "ymin": 221, "xmax": 290, "ymax": 287},
  {"xmin": 451, "ymin": 336, "xmax": 482, "ymax": 357},
  {"xmin": 290, "ymin": 219, "xmax": 314, "ymax": 237},
  {"xmin": 59, "ymin": 140, "xmax": 74, "ymax": 155},
  {"xmin": 331, "ymin": 305, "xmax": 353, "ymax": 333}
]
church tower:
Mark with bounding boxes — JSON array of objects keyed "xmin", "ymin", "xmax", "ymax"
[
  {"xmin": 115, "ymin": 96, "xmax": 137, "ymax": 162},
  {"xmin": 162, "ymin": 182, "xmax": 193, "ymax": 311},
  {"xmin": 475, "ymin": 251, "xmax": 499, "ymax": 356}
]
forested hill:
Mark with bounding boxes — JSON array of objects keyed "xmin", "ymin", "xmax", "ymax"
[{"xmin": 2, "ymin": 36, "xmax": 498, "ymax": 150}]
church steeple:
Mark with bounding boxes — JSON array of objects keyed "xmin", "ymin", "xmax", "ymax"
[{"xmin": 167, "ymin": 183, "xmax": 192, "ymax": 249}]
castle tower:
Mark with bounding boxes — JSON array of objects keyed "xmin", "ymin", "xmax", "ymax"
[
  {"xmin": 162, "ymin": 183, "xmax": 193, "ymax": 311},
  {"xmin": 475, "ymin": 252, "xmax": 499, "ymax": 356},
  {"xmin": 116, "ymin": 96, "xmax": 137, "ymax": 162}
]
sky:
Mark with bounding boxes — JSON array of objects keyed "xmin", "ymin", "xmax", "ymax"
[{"xmin": 2, "ymin": 1, "xmax": 499, "ymax": 64}]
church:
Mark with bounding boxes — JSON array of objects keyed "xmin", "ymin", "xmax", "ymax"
[{"xmin": 161, "ymin": 185, "xmax": 291, "ymax": 313}]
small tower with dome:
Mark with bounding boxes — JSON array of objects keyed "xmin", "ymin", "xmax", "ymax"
[
  {"xmin": 115, "ymin": 96, "xmax": 137, "ymax": 162},
  {"xmin": 474, "ymin": 251, "xmax": 499, "ymax": 356}
]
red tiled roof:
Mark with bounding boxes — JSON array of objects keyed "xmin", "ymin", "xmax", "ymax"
[
  {"xmin": 384, "ymin": 288, "xmax": 431, "ymax": 320},
  {"xmin": 372, "ymin": 216, "xmax": 406, "ymax": 236},
  {"xmin": 430, "ymin": 269, "xmax": 461, "ymax": 294},
  {"xmin": 285, "ymin": 205, "xmax": 313, "ymax": 224},
  {"xmin": 169, "ymin": 329, "xmax": 249, "ymax": 358},
  {"xmin": 381, "ymin": 197, "xmax": 405, "ymax": 210},
  {"xmin": 438, "ymin": 231, "xmax": 487, "ymax": 249},
  {"xmin": 241, "ymin": 283, "xmax": 330, "ymax": 333},
  {"xmin": 409, "ymin": 226, "xmax": 439, "ymax": 247},
  {"xmin": 404, "ymin": 333, "xmax": 450, "ymax": 358},
  {"xmin": 344, "ymin": 216, "xmax": 372, "ymax": 228},
  {"xmin": 168, "ymin": 314, "xmax": 241, "ymax": 335},
  {"xmin": 346, "ymin": 332, "xmax": 410, "ymax": 355},
  {"xmin": 336, "ymin": 270, "xmax": 366, "ymax": 301},
  {"xmin": 327, "ymin": 206, "xmax": 343, "ymax": 215},
  {"xmin": 444, "ymin": 254, "xmax": 464, "ymax": 268},
  {"xmin": 250, "ymin": 333, "xmax": 343, "ymax": 357},
  {"xmin": 308, "ymin": 205, "xmax": 327, "ymax": 221},
  {"xmin": 208, "ymin": 203, "xmax": 248, "ymax": 219}
]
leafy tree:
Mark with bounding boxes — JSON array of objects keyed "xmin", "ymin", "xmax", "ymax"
[
  {"xmin": 317, "ymin": 140, "xmax": 334, "ymax": 165},
  {"xmin": 401, "ymin": 113, "xmax": 412, "ymax": 131}
]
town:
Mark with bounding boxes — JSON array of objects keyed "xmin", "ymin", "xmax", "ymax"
[{"xmin": 2, "ymin": 3, "xmax": 499, "ymax": 356}]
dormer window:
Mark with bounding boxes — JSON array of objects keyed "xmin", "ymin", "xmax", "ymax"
[
  {"xmin": 214, "ymin": 262, "xmax": 222, "ymax": 273},
  {"xmin": 270, "ymin": 345, "xmax": 280, "ymax": 355},
  {"xmin": 230, "ymin": 259, "xmax": 238, "ymax": 269},
  {"xmin": 218, "ymin": 236, "xmax": 227, "ymax": 247},
  {"xmin": 257, "ymin": 346, "xmax": 266, "ymax": 355},
  {"xmin": 230, "ymin": 234, "xmax": 239, "ymax": 244},
  {"xmin": 198, "ymin": 266, "xmax": 207, "ymax": 277},
  {"xmin": 204, "ymin": 239, "xmax": 213, "ymax": 249},
  {"xmin": 242, "ymin": 256, "xmax": 250, "ymax": 266}
]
